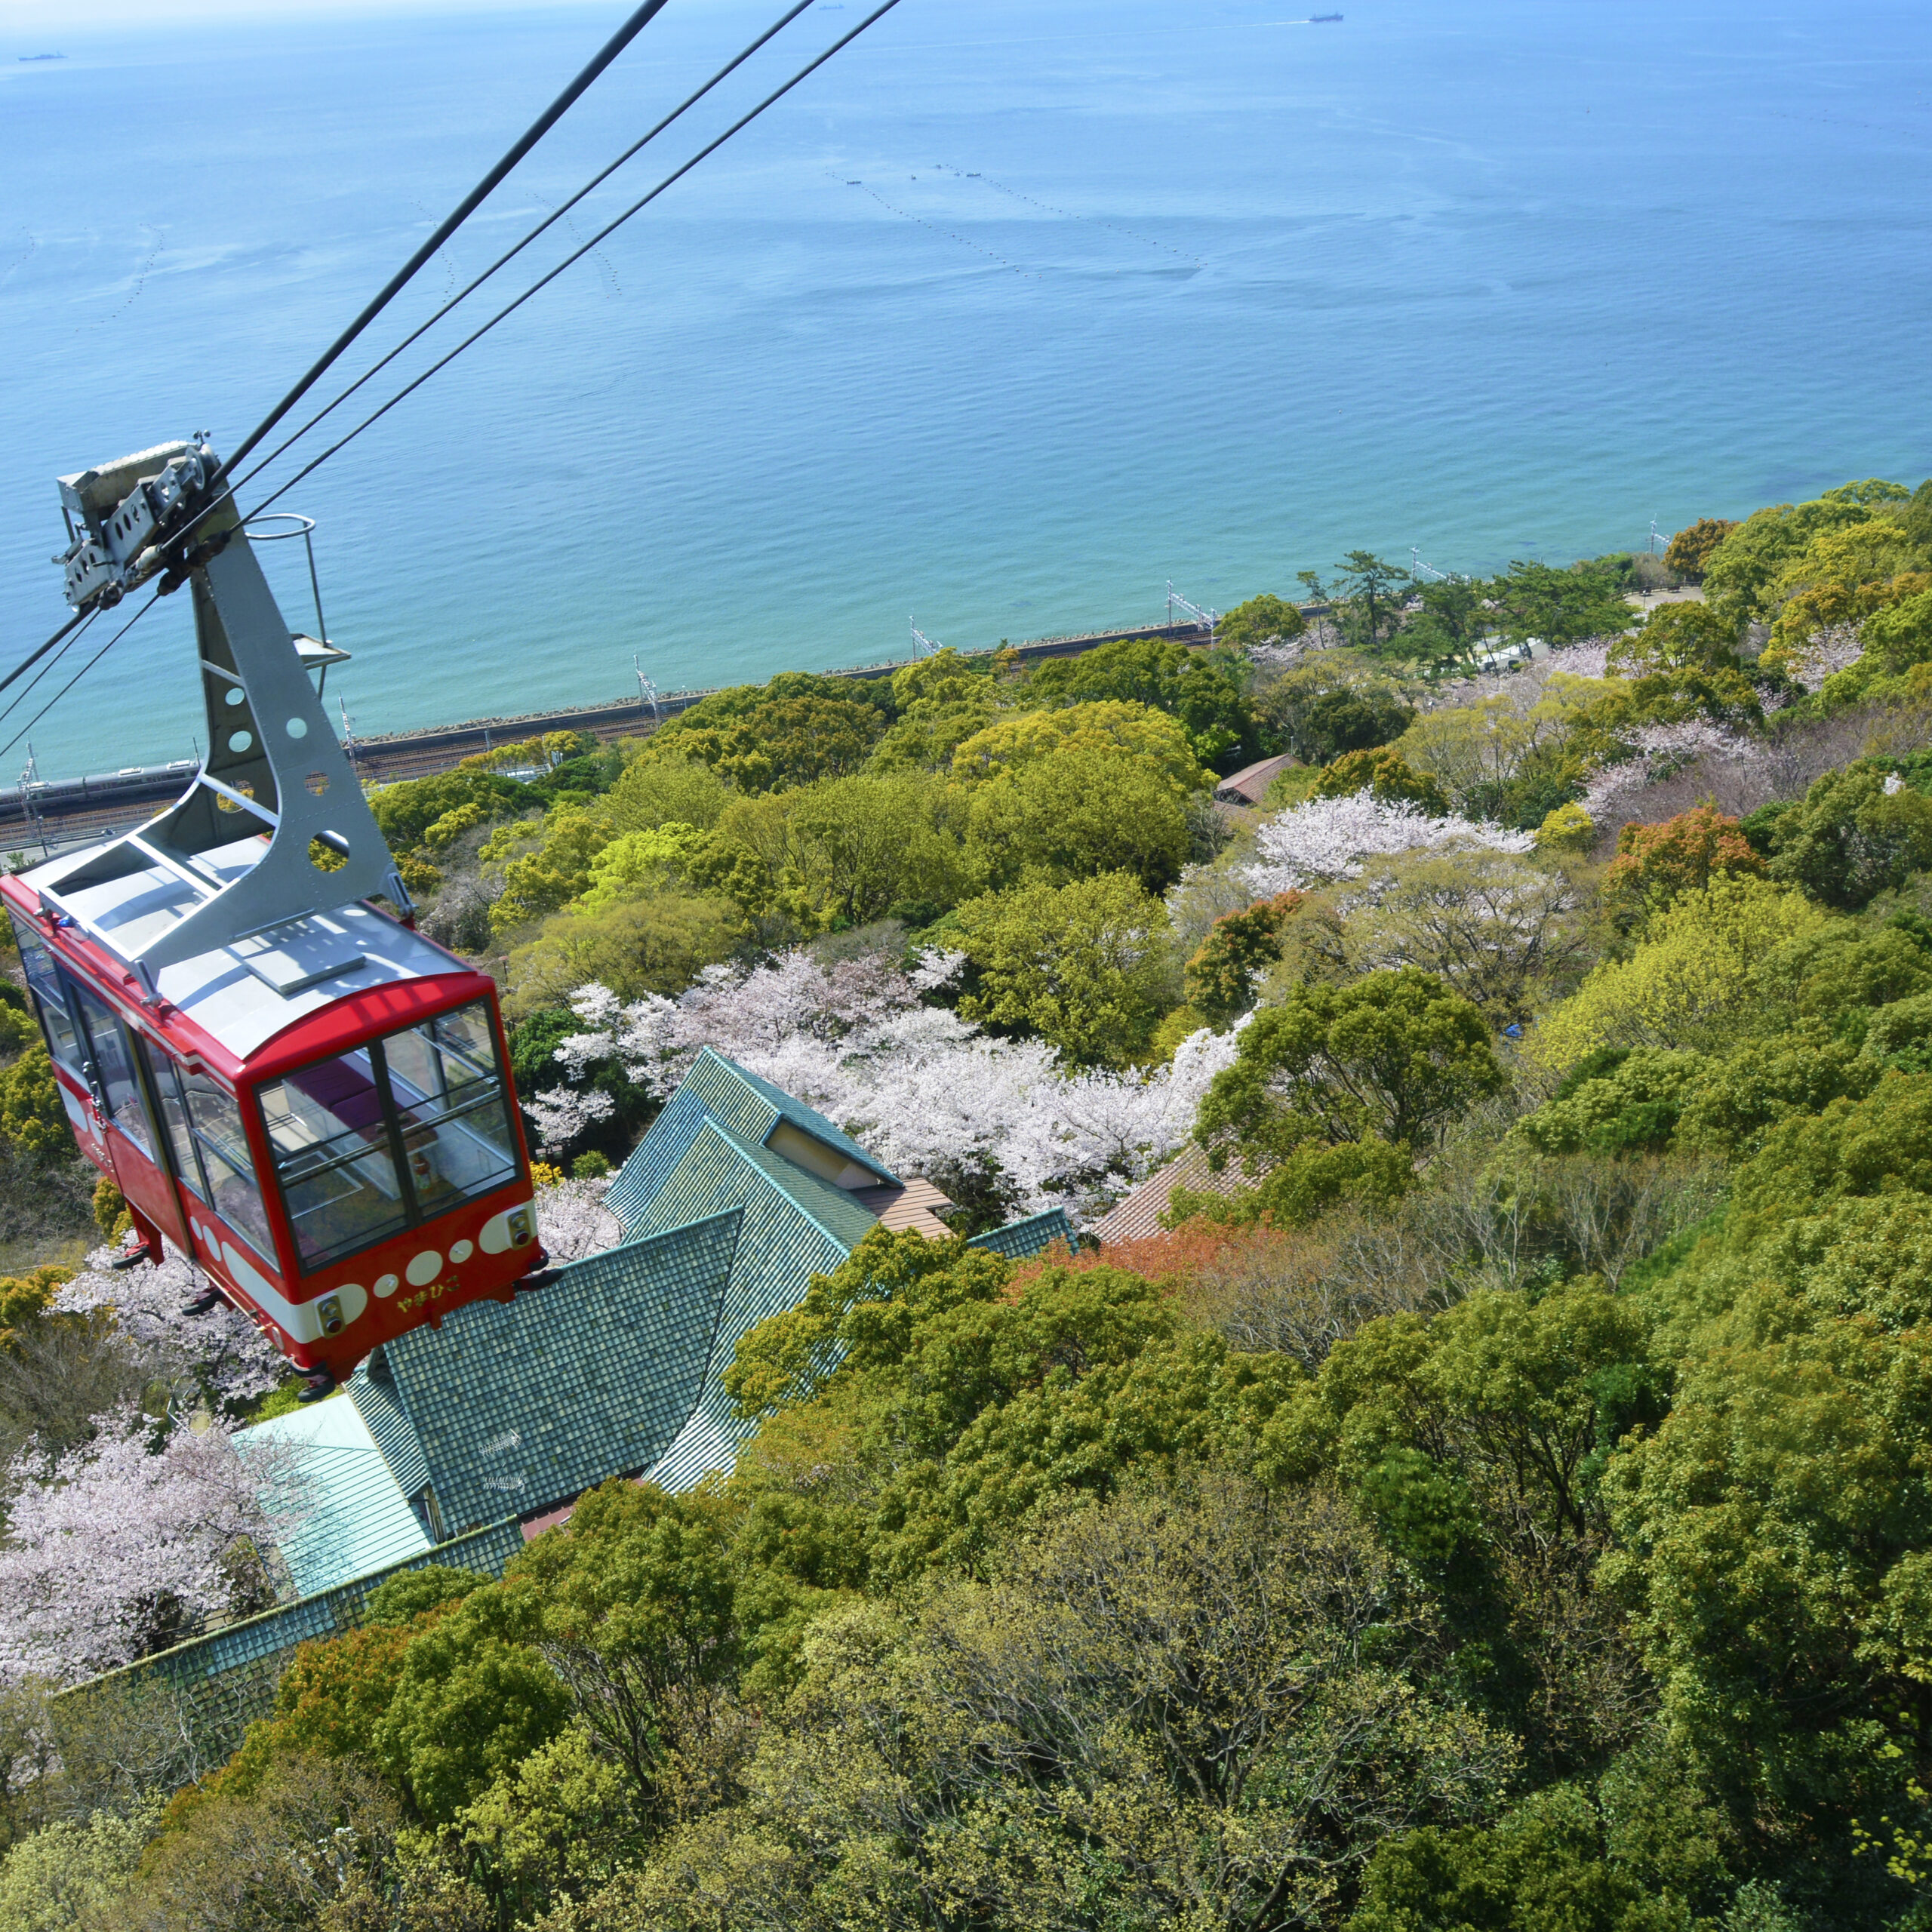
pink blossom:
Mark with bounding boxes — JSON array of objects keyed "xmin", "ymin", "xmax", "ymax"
[
  {"xmin": 525, "ymin": 1085, "xmax": 614, "ymax": 1155},
  {"xmin": 1543, "ymin": 638, "xmax": 1614, "ymax": 680},
  {"xmin": 54, "ymin": 1244, "xmax": 283, "ymax": 1410},
  {"xmin": 1781, "ymin": 623, "xmax": 1865, "ymax": 688},
  {"xmin": 0, "ymin": 1409, "xmax": 304, "ymax": 1687},
  {"xmin": 1244, "ymin": 790, "xmax": 1533, "ymax": 897},
  {"xmin": 533, "ymin": 1175, "xmax": 620, "ymax": 1262},
  {"xmin": 541, "ymin": 950, "xmax": 1243, "ymax": 1222},
  {"xmin": 1581, "ymin": 721, "xmax": 1751, "ymax": 825}
]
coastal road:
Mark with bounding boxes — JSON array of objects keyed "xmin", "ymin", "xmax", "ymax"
[{"xmin": 0, "ymin": 617, "xmax": 1227, "ymax": 857}]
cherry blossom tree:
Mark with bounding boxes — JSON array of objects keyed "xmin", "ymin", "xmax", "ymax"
[
  {"xmin": 533, "ymin": 1174, "xmax": 620, "ymax": 1262},
  {"xmin": 0, "ymin": 1407, "xmax": 303, "ymax": 1687},
  {"xmin": 1243, "ymin": 789, "xmax": 1534, "ymax": 898},
  {"xmin": 1541, "ymin": 637, "xmax": 1614, "ymax": 680},
  {"xmin": 534, "ymin": 950, "xmax": 1242, "ymax": 1221},
  {"xmin": 1777, "ymin": 622, "xmax": 1865, "ymax": 689},
  {"xmin": 1580, "ymin": 720, "xmax": 1753, "ymax": 828},
  {"xmin": 53, "ymin": 1244, "xmax": 282, "ymax": 1411}
]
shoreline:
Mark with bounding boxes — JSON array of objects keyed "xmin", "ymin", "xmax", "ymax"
[{"xmin": 0, "ymin": 614, "xmax": 1230, "ymax": 857}]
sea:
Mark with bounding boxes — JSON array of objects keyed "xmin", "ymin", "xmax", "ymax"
[{"xmin": 1, "ymin": 0, "xmax": 1930, "ymax": 780}]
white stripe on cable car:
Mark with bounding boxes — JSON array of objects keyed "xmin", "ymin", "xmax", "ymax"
[
  {"xmin": 192, "ymin": 1200, "xmax": 534, "ymax": 1339},
  {"xmin": 204, "ymin": 1229, "xmax": 366, "ymax": 1345}
]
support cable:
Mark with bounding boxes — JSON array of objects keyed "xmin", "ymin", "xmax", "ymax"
[
  {"xmin": 243, "ymin": 0, "xmax": 907, "ymax": 521},
  {"xmin": 235, "ymin": 0, "xmax": 820, "ymax": 496},
  {"xmin": 1, "ymin": 595, "xmax": 159, "ymax": 761},
  {"xmin": 216, "ymin": 0, "xmax": 676, "ymax": 486},
  {"xmin": 0, "ymin": 608, "xmax": 96, "ymax": 700},
  {"xmin": 0, "ymin": 609, "xmax": 100, "ymax": 730}
]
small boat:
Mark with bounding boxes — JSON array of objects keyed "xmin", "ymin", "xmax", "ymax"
[
  {"xmin": 1310, "ymin": 12, "xmax": 1343, "ymax": 20},
  {"xmin": 19, "ymin": 52, "xmax": 66, "ymax": 61}
]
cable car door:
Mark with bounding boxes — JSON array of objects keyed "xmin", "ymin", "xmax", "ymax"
[{"xmin": 68, "ymin": 985, "xmax": 189, "ymax": 1250}]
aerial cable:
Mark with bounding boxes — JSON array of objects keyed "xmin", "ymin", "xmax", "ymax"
[
  {"xmin": 234, "ymin": 0, "xmax": 822, "ymax": 496},
  {"xmin": 0, "ymin": 608, "xmax": 96, "ymax": 702},
  {"xmin": 0, "ymin": 609, "xmax": 100, "ymax": 731},
  {"xmin": 1, "ymin": 595, "xmax": 158, "ymax": 762},
  {"xmin": 242, "ymin": 0, "xmax": 908, "ymax": 522},
  {"xmin": 215, "ymin": 0, "xmax": 676, "ymax": 488}
]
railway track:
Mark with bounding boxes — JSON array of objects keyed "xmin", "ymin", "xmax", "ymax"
[{"xmin": 0, "ymin": 617, "xmax": 1235, "ymax": 856}]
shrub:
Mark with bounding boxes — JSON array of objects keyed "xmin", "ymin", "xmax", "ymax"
[
  {"xmin": 1604, "ymin": 804, "xmax": 1765, "ymax": 916},
  {"xmin": 1183, "ymin": 893, "xmax": 1303, "ymax": 1024},
  {"xmin": 1197, "ymin": 967, "xmax": 1505, "ymax": 1165},
  {"xmin": 1314, "ymin": 747, "xmax": 1451, "ymax": 815},
  {"xmin": 955, "ymin": 872, "xmax": 1176, "ymax": 1067},
  {"xmin": 1663, "ymin": 515, "xmax": 1740, "ymax": 580},
  {"xmin": 1765, "ymin": 764, "xmax": 1932, "ymax": 909}
]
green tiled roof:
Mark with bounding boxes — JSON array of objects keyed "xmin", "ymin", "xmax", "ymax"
[
  {"xmin": 626, "ymin": 1117, "xmax": 871, "ymax": 1492},
  {"xmin": 238, "ymin": 1394, "xmax": 431, "ymax": 1597},
  {"xmin": 349, "ymin": 1360, "xmax": 430, "ymax": 1500},
  {"xmin": 379, "ymin": 1212, "xmax": 742, "ymax": 1534},
  {"xmin": 966, "ymin": 1208, "xmax": 1077, "ymax": 1260},
  {"xmin": 605, "ymin": 1048, "xmax": 895, "ymax": 1235},
  {"xmin": 335, "ymin": 1056, "xmax": 1088, "ymax": 1531}
]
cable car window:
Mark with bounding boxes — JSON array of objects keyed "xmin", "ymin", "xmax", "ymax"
[
  {"xmin": 382, "ymin": 1004, "xmax": 518, "ymax": 1214},
  {"xmin": 69, "ymin": 985, "xmax": 156, "ymax": 1161},
  {"xmin": 182, "ymin": 1073, "xmax": 274, "ymax": 1260},
  {"xmin": 259, "ymin": 1048, "xmax": 410, "ymax": 1272},
  {"xmin": 8, "ymin": 913, "xmax": 82, "ymax": 1072},
  {"xmin": 141, "ymin": 1047, "xmax": 205, "ymax": 1204},
  {"xmin": 259, "ymin": 1001, "xmax": 519, "ymax": 1275}
]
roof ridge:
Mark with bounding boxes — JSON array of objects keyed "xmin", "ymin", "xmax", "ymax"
[{"xmin": 692, "ymin": 1047, "xmax": 898, "ymax": 1184}]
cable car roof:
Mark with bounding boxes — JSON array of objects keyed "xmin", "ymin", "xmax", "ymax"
[{"xmin": 9, "ymin": 832, "xmax": 475, "ymax": 1067}]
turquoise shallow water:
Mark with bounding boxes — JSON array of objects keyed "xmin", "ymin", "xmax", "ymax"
[{"xmin": 2, "ymin": 0, "xmax": 1930, "ymax": 777}]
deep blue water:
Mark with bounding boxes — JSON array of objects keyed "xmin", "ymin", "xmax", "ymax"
[{"xmin": 2, "ymin": 0, "xmax": 1930, "ymax": 778}]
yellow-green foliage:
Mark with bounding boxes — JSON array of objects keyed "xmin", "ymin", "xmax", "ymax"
[
  {"xmin": 487, "ymin": 804, "xmax": 616, "ymax": 936},
  {"xmin": 950, "ymin": 698, "xmax": 1208, "ymax": 793},
  {"xmin": 863, "ymin": 647, "xmax": 1008, "ymax": 776},
  {"xmin": 953, "ymin": 870, "xmax": 1174, "ymax": 1067},
  {"xmin": 1394, "ymin": 677, "xmax": 1614, "ymax": 811},
  {"xmin": 961, "ymin": 740, "xmax": 1192, "ymax": 891},
  {"xmin": 1531, "ymin": 875, "xmax": 1830, "ymax": 1069},
  {"xmin": 0, "ymin": 1045, "xmax": 72, "ymax": 1160},
  {"xmin": 605, "ymin": 751, "xmax": 731, "ymax": 832},
  {"xmin": 0, "ymin": 1263, "xmax": 75, "ymax": 1346},
  {"xmin": 577, "ymin": 823, "xmax": 707, "ymax": 912},
  {"xmin": 0, "ymin": 1797, "xmax": 158, "ymax": 1931},
  {"xmin": 1767, "ymin": 517, "xmax": 1926, "ymax": 608},
  {"xmin": 422, "ymin": 799, "xmax": 488, "ymax": 850},
  {"xmin": 1535, "ymin": 801, "xmax": 1595, "ymax": 851},
  {"xmin": 695, "ymin": 773, "xmax": 964, "ymax": 932},
  {"xmin": 505, "ymin": 893, "xmax": 745, "ymax": 1017}
]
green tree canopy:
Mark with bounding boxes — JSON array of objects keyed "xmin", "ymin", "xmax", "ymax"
[
  {"xmin": 1492, "ymin": 559, "xmax": 1635, "ymax": 649},
  {"xmin": 1219, "ymin": 591, "xmax": 1308, "ymax": 651},
  {"xmin": 962, "ymin": 740, "xmax": 1193, "ymax": 893},
  {"xmin": 1023, "ymin": 636, "xmax": 1271, "ymax": 769},
  {"xmin": 953, "ymin": 870, "xmax": 1176, "ymax": 1066},
  {"xmin": 1197, "ymin": 967, "xmax": 1505, "ymax": 1168}
]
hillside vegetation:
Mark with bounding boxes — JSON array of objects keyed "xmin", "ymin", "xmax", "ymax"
[{"xmin": 13, "ymin": 485, "xmax": 1932, "ymax": 1925}]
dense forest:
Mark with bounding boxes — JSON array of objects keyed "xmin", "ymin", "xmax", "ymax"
[{"xmin": 9, "ymin": 481, "xmax": 1932, "ymax": 1927}]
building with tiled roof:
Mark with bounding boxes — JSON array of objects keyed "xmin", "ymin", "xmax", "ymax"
[
  {"xmin": 254, "ymin": 1048, "xmax": 1075, "ymax": 1589},
  {"xmin": 1213, "ymin": 751, "xmax": 1300, "ymax": 806},
  {"xmin": 1087, "ymin": 1141, "xmax": 1251, "ymax": 1245}
]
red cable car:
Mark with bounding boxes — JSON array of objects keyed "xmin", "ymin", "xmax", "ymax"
[{"xmin": 11, "ymin": 439, "xmax": 549, "ymax": 1398}]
